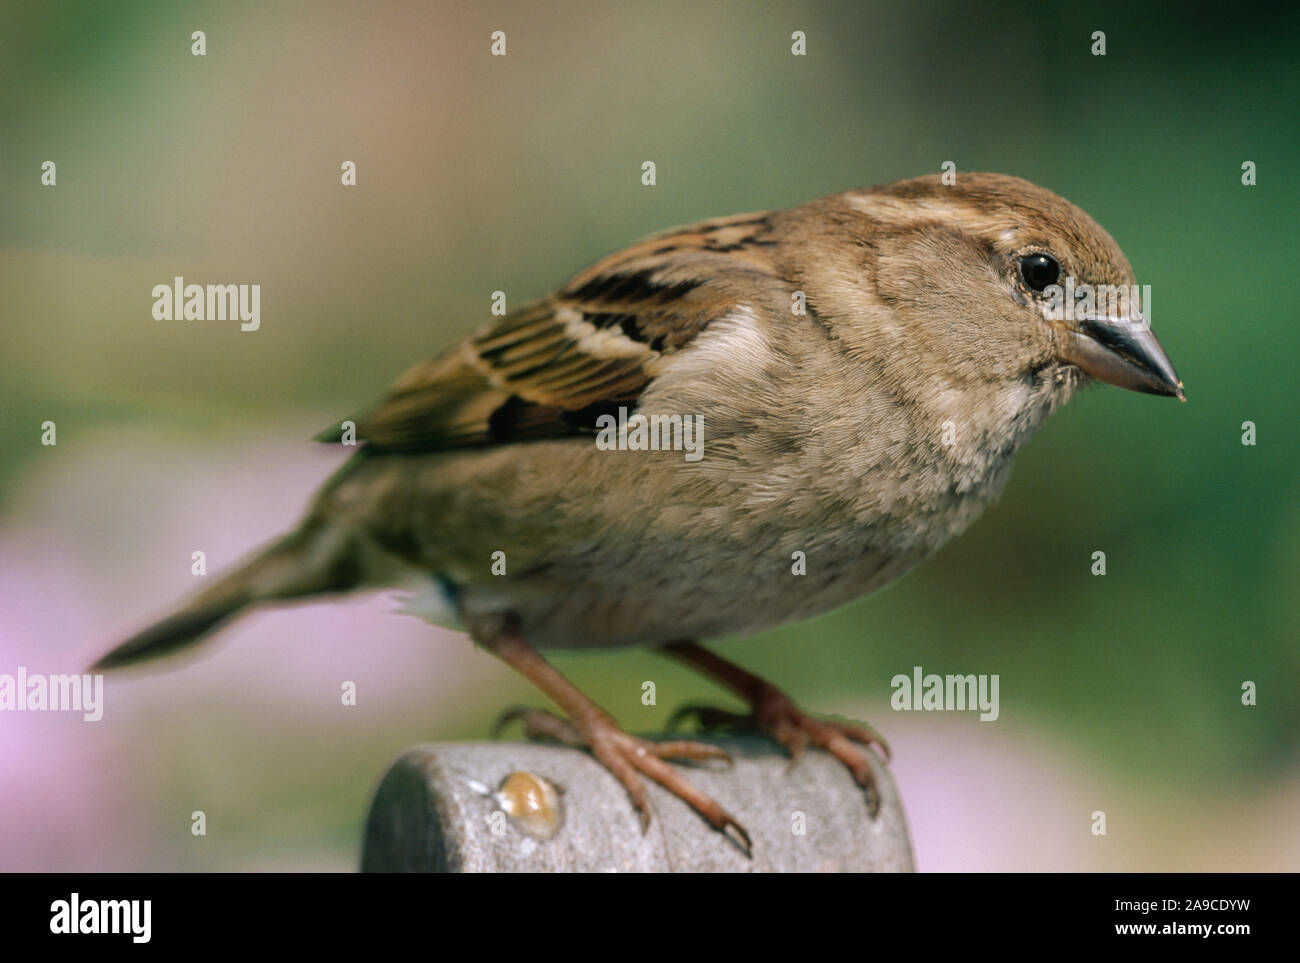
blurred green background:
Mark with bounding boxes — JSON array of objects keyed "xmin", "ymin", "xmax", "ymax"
[{"xmin": 1, "ymin": 0, "xmax": 1296, "ymax": 870}]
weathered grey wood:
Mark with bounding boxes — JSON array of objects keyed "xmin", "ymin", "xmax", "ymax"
[{"xmin": 361, "ymin": 736, "xmax": 913, "ymax": 872}]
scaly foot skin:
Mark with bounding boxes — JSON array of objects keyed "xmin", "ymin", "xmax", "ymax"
[
  {"xmin": 669, "ymin": 685, "xmax": 891, "ymax": 817},
  {"xmin": 495, "ymin": 706, "xmax": 752, "ymax": 854}
]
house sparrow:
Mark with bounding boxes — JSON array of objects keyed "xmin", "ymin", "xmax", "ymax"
[{"xmin": 93, "ymin": 172, "xmax": 1183, "ymax": 855}]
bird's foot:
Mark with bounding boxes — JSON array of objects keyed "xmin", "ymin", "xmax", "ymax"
[
  {"xmin": 495, "ymin": 706, "xmax": 751, "ymax": 854},
  {"xmin": 669, "ymin": 684, "xmax": 890, "ymax": 816}
]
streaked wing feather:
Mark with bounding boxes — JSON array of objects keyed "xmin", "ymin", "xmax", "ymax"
[{"xmin": 317, "ymin": 212, "xmax": 781, "ymax": 451}]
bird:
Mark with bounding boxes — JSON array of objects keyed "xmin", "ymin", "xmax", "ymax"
[{"xmin": 93, "ymin": 172, "xmax": 1184, "ymax": 855}]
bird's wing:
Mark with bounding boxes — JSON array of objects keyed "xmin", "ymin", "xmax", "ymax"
[{"xmin": 317, "ymin": 211, "xmax": 784, "ymax": 451}]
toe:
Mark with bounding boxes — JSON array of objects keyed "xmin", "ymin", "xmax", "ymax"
[
  {"xmin": 644, "ymin": 738, "xmax": 733, "ymax": 764},
  {"xmin": 494, "ymin": 706, "xmax": 585, "ymax": 745},
  {"xmin": 590, "ymin": 734, "xmax": 654, "ymax": 832},
  {"xmin": 835, "ymin": 720, "xmax": 892, "ymax": 761},
  {"xmin": 629, "ymin": 750, "xmax": 752, "ymax": 855}
]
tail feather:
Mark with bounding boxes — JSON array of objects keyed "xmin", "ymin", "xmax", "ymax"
[
  {"xmin": 91, "ymin": 593, "xmax": 251, "ymax": 670},
  {"xmin": 92, "ymin": 521, "xmax": 359, "ymax": 671}
]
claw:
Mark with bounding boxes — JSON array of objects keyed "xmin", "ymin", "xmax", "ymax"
[
  {"xmin": 492, "ymin": 705, "xmax": 534, "ymax": 737},
  {"xmin": 720, "ymin": 816, "xmax": 753, "ymax": 857}
]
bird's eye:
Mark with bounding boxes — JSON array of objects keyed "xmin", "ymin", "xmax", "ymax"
[{"xmin": 1019, "ymin": 253, "xmax": 1060, "ymax": 292}]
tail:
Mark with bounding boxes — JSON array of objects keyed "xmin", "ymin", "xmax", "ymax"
[{"xmin": 91, "ymin": 519, "xmax": 361, "ymax": 671}]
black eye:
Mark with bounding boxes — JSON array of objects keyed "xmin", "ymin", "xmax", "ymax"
[{"xmin": 1019, "ymin": 253, "xmax": 1060, "ymax": 292}]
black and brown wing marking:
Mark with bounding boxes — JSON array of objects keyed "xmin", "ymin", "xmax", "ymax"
[{"xmin": 317, "ymin": 213, "xmax": 784, "ymax": 452}]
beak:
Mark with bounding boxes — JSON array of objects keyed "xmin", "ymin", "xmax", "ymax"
[{"xmin": 1055, "ymin": 315, "xmax": 1186, "ymax": 401}]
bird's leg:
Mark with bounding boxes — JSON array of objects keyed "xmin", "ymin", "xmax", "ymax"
[
  {"xmin": 479, "ymin": 624, "xmax": 752, "ymax": 854},
  {"xmin": 661, "ymin": 640, "xmax": 890, "ymax": 816}
]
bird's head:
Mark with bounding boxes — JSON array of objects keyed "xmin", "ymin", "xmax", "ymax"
[{"xmin": 827, "ymin": 172, "xmax": 1184, "ymax": 411}]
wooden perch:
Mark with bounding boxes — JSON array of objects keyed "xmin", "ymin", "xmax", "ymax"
[{"xmin": 361, "ymin": 736, "xmax": 913, "ymax": 872}]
